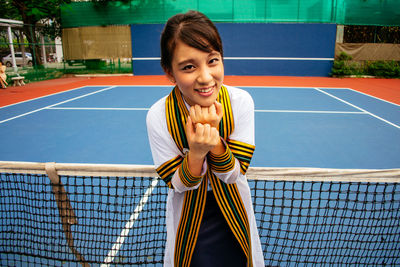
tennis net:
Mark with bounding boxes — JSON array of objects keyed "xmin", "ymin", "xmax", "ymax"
[{"xmin": 1, "ymin": 161, "xmax": 399, "ymax": 266}]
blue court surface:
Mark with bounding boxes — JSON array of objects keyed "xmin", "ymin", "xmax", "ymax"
[{"xmin": 0, "ymin": 85, "xmax": 399, "ymax": 169}]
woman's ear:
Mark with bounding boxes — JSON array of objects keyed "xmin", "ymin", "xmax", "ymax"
[{"xmin": 166, "ymin": 71, "xmax": 176, "ymax": 84}]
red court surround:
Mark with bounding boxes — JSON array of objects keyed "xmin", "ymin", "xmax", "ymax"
[{"xmin": 1, "ymin": 75, "xmax": 399, "ymax": 107}]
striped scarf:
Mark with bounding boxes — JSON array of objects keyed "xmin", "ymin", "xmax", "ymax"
[{"xmin": 156, "ymin": 85, "xmax": 255, "ymax": 266}]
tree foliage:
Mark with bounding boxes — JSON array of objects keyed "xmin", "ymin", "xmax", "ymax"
[
  {"xmin": 344, "ymin": 25, "xmax": 400, "ymax": 44},
  {"xmin": 0, "ymin": 0, "xmax": 72, "ymax": 66}
]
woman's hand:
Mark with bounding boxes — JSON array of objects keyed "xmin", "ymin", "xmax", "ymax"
[
  {"xmin": 185, "ymin": 101, "xmax": 225, "ymax": 175},
  {"xmin": 189, "ymin": 101, "xmax": 223, "ymax": 129},
  {"xmin": 185, "ymin": 116, "xmax": 220, "ymax": 175},
  {"xmin": 186, "ymin": 116, "xmax": 220, "ymax": 159}
]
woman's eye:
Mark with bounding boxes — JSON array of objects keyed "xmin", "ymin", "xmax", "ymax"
[
  {"xmin": 209, "ymin": 58, "xmax": 219, "ymax": 64},
  {"xmin": 182, "ymin": 65, "xmax": 195, "ymax": 71}
]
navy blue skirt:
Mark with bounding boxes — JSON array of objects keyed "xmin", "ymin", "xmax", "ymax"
[{"xmin": 190, "ymin": 191, "xmax": 247, "ymax": 267}]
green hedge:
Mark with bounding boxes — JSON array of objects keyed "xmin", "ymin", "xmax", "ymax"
[
  {"xmin": 84, "ymin": 59, "xmax": 107, "ymax": 70},
  {"xmin": 331, "ymin": 52, "xmax": 400, "ymax": 78},
  {"xmin": 365, "ymin": 60, "xmax": 400, "ymax": 78},
  {"xmin": 5, "ymin": 61, "xmax": 132, "ymax": 84}
]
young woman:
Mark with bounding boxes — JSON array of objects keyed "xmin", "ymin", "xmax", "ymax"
[{"xmin": 146, "ymin": 11, "xmax": 264, "ymax": 267}]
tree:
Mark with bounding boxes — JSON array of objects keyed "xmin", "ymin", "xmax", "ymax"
[{"xmin": 0, "ymin": 0, "xmax": 71, "ymax": 66}]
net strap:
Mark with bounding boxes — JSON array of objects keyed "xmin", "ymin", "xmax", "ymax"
[
  {"xmin": 1, "ymin": 161, "xmax": 399, "ymax": 181},
  {"xmin": 45, "ymin": 162, "xmax": 89, "ymax": 267}
]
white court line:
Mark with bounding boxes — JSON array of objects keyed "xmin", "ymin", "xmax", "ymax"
[
  {"xmin": 255, "ymin": 109, "xmax": 365, "ymax": 114},
  {"xmin": 0, "ymin": 85, "xmax": 112, "ymax": 109},
  {"xmin": 345, "ymin": 88, "xmax": 400, "ymax": 107},
  {"xmin": 48, "ymin": 107, "xmax": 149, "ymax": 111},
  {"xmin": 315, "ymin": 88, "xmax": 400, "ymax": 129},
  {"xmin": 101, "ymin": 177, "xmax": 159, "ymax": 266},
  {"xmin": 224, "ymin": 57, "xmax": 334, "ymax": 61},
  {"xmin": 237, "ymin": 86, "xmax": 350, "ymax": 89},
  {"xmin": 0, "ymin": 85, "xmax": 173, "ymax": 109},
  {"xmin": 132, "ymin": 57, "xmax": 334, "ymax": 61},
  {"xmin": 48, "ymin": 107, "xmax": 365, "ymax": 114},
  {"xmin": 0, "ymin": 86, "xmax": 116, "ymax": 124}
]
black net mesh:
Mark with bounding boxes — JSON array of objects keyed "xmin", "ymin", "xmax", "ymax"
[{"xmin": 1, "ymin": 163, "xmax": 399, "ymax": 266}]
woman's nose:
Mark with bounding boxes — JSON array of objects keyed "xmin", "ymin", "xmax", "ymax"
[{"xmin": 197, "ymin": 66, "xmax": 213, "ymax": 84}]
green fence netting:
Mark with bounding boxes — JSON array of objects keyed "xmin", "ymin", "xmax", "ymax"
[{"xmin": 61, "ymin": 0, "xmax": 400, "ymax": 28}]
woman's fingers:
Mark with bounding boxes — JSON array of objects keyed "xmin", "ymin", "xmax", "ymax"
[
  {"xmin": 189, "ymin": 103, "xmax": 222, "ymax": 129},
  {"xmin": 214, "ymin": 101, "xmax": 224, "ymax": 119},
  {"xmin": 186, "ymin": 117, "xmax": 221, "ymax": 157}
]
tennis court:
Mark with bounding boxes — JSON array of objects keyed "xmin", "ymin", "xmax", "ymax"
[
  {"xmin": 0, "ymin": 76, "xmax": 399, "ymax": 266},
  {"xmin": 0, "ymin": 78, "xmax": 399, "ymax": 168}
]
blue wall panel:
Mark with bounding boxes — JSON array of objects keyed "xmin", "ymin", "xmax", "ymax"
[
  {"xmin": 132, "ymin": 60, "xmax": 163, "ymax": 75},
  {"xmin": 131, "ymin": 23, "xmax": 336, "ymax": 76},
  {"xmin": 219, "ymin": 23, "xmax": 336, "ymax": 58},
  {"xmin": 224, "ymin": 60, "xmax": 334, "ymax": 77},
  {"xmin": 131, "ymin": 24, "xmax": 164, "ymax": 75}
]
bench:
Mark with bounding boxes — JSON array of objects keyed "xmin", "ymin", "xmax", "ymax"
[{"xmin": 11, "ymin": 76, "xmax": 25, "ymax": 86}]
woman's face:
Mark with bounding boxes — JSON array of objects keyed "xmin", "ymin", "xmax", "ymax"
[{"xmin": 168, "ymin": 40, "xmax": 224, "ymax": 107}]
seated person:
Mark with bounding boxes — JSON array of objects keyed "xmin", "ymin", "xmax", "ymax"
[{"xmin": 0, "ymin": 62, "xmax": 7, "ymax": 89}]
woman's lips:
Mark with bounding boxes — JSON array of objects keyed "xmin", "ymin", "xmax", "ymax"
[{"xmin": 195, "ymin": 85, "xmax": 214, "ymax": 97}]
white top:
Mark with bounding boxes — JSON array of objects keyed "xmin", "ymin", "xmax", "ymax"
[{"xmin": 146, "ymin": 85, "xmax": 264, "ymax": 266}]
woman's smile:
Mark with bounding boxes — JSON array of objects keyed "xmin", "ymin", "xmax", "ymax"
[{"xmin": 195, "ymin": 85, "xmax": 215, "ymax": 97}]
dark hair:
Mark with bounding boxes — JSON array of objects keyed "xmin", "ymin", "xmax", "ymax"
[{"xmin": 160, "ymin": 10, "xmax": 223, "ymax": 74}]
